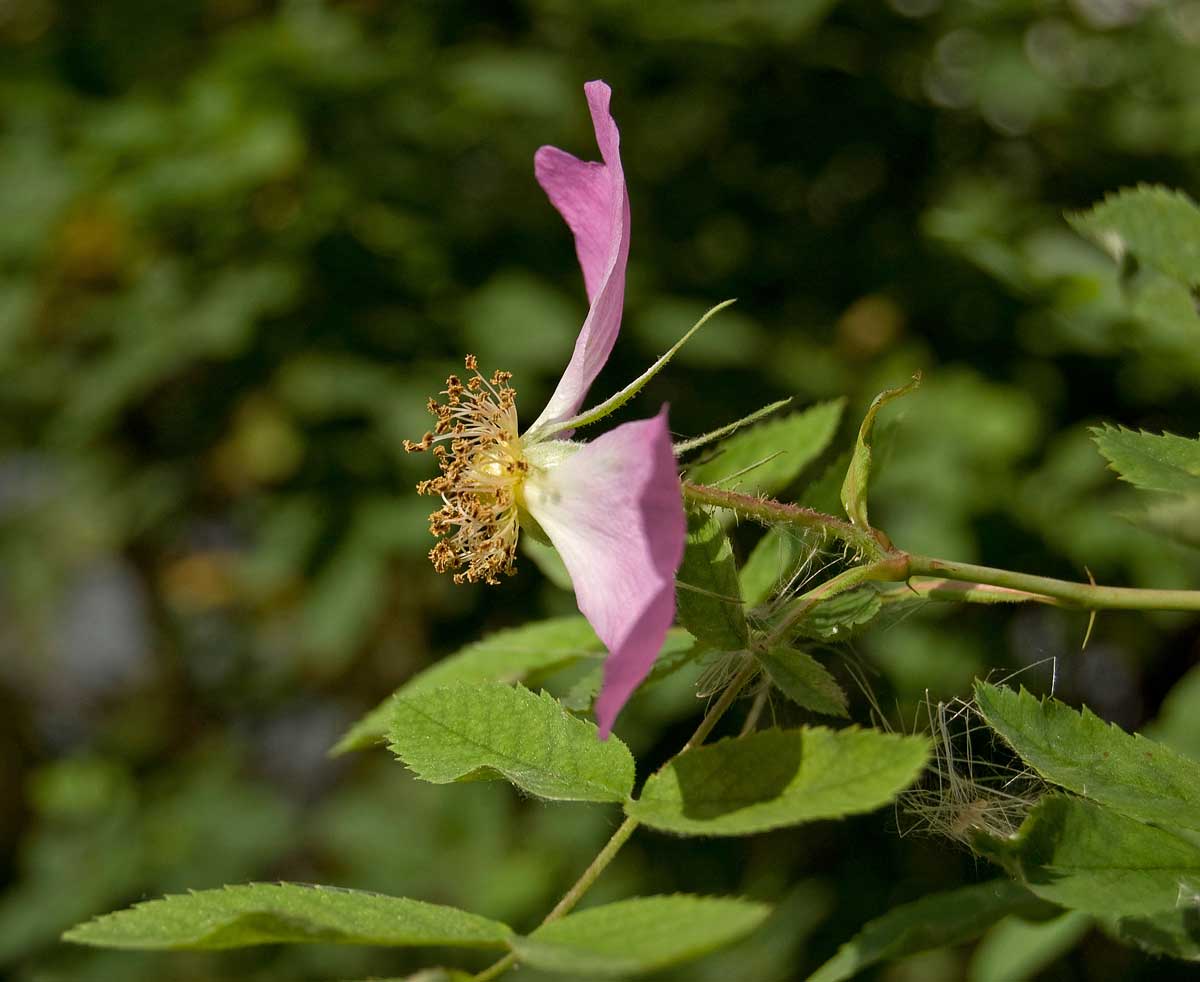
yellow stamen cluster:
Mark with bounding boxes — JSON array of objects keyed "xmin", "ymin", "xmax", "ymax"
[{"xmin": 405, "ymin": 356, "xmax": 527, "ymax": 585}]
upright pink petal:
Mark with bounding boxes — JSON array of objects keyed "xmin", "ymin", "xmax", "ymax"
[
  {"xmin": 528, "ymin": 80, "xmax": 631, "ymax": 434},
  {"xmin": 521, "ymin": 407, "xmax": 685, "ymax": 737}
]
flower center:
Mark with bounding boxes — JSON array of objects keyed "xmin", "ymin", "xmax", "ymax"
[{"xmin": 405, "ymin": 355, "xmax": 528, "ymax": 585}]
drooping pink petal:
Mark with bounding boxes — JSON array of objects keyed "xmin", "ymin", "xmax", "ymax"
[
  {"xmin": 528, "ymin": 80, "xmax": 631, "ymax": 435},
  {"xmin": 521, "ymin": 406, "xmax": 685, "ymax": 737}
]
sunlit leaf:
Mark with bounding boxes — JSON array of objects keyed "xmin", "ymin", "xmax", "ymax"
[
  {"xmin": 686, "ymin": 399, "xmax": 844, "ymax": 495},
  {"xmin": 333, "ymin": 617, "xmax": 606, "ymax": 754},
  {"xmin": 1091, "ymin": 424, "xmax": 1200, "ymax": 496},
  {"xmin": 984, "ymin": 795, "xmax": 1200, "ymax": 917},
  {"xmin": 626, "ymin": 727, "xmax": 928, "ymax": 835},
  {"xmin": 975, "ymin": 682, "xmax": 1200, "ymax": 832},
  {"xmin": 510, "ymin": 895, "xmax": 771, "ymax": 976},
  {"xmin": 389, "ymin": 683, "xmax": 635, "ymax": 803},
  {"xmin": 63, "ymin": 883, "xmax": 511, "ymax": 951}
]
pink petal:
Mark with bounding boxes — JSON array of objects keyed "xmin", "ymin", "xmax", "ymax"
[
  {"xmin": 522, "ymin": 407, "xmax": 685, "ymax": 737},
  {"xmin": 528, "ymin": 80, "xmax": 631, "ymax": 434}
]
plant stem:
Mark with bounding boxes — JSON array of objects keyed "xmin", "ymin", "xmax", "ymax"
[
  {"xmin": 681, "ymin": 481, "xmax": 883, "ymax": 558},
  {"xmin": 469, "ymin": 659, "xmax": 759, "ymax": 981},
  {"xmin": 905, "ymin": 554, "xmax": 1200, "ymax": 612},
  {"xmin": 876, "ymin": 579, "xmax": 1065, "ymax": 606}
]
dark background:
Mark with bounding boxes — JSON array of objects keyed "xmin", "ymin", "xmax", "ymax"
[{"xmin": 1, "ymin": 1, "xmax": 1198, "ymax": 979}]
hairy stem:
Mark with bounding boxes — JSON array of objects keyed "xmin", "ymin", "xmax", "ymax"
[
  {"xmin": 682, "ymin": 481, "xmax": 883, "ymax": 558},
  {"xmin": 470, "ymin": 659, "xmax": 759, "ymax": 981}
]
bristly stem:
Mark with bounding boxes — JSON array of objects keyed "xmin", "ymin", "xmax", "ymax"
[
  {"xmin": 682, "ymin": 481, "xmax": 883, "ymax": 557},
  {"xmin": 685, "ymin": 482, "xmax": 1200, "ymax": 614},
  {"xmin": 469, "ymin": 659, "xmax": 759, "ymax": 982}
]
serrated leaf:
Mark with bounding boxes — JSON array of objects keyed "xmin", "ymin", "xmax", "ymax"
[
  {"xmin": 625, "ymin": 726, "xmax": 928, "ymax": 836},
  {"xmin": 968, "ymin": 911, "xmax": 1092, "ymax": 982},
  {"xmin": 62, "ymin": 883, "xmax": 511, "ymax": 951},
  {"xmin": 1068, "ymin": 185, "xmax": 1200, "ymax": 287},
  {"xmin": 676, "ymin": 510, "xmax": 748, "ymax": 650},
  {"xmin": 740, "ymin": 526, "xmax": 814, "ymax": 607},
  {"xmin": 975, "ymin": 682, "xmax": 1200, "ymax": 832},
  {"xmin": 332, "ymin": 617, "xmax": 606, "ymax": 754},
  {"xmin": 388, "ymin": 682, "xmax": 635, "ymax": 803},
  {"xmin": 686, "ymin": 399, "xmax": 844, "ymax": 495},
  {"xmin": 1091, "ymin": 424, "xmax": 1200, "ymax": 496},
  {"xmin": 809, "ymin": 880, "xmax": 1053, "ymax": 982},
  {"xmin": 560, "ymin": 629, "xmax": 702, "ymax": 712},
  {"xmin": 510, "ymin": 895, "xmax": 771, "ymax": 976},
  {"xmin": 841, "ymin": 376, "xmax": 920, "ymax": 528},
  {"xmin": 987, "ymin": 795, "xmax": 1200, "ymax": 917},
  {"xmin": 792, "ymin": 585, "xmax": 883, "ymax": 640},
  {"xmin": 755, "ymin": 647, "xmax": 848, "ymax": 717}
]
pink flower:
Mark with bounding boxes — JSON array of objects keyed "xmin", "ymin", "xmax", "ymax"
[{"xmin": 408, "ymin": 81, "xmax": 686, "ymax": 737}]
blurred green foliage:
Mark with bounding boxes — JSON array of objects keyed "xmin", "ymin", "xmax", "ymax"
[{"xmin": 1, "ymin": 0, "xmax": 1199, "ymax": 979}]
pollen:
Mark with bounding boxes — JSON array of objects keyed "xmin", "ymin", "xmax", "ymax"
[{"xmin": 405, "ymin": 356, "xmax": 527, "ymax": 585}]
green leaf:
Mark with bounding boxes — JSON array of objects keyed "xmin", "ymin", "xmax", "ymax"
[
  {"xmin": 987, "ymin": 795, "xmax": 1200, "ymax": 917},
  {"xmin": 739, "ymin": 526, "xmax": 814, "ymax": 607},
  {"xmin": 975, "ymin": 682, "xmax": 1200, "ymax": 832},
  {"xmin": 332, "ymin": 617, "xmax": 606, "ymax": 754},
  {"xmin": 388, "ymin": 682, "xmax": 635, "ymax": 803},
  {"xmin": 1148, "ymin": 662, "xmax": 1200, "ymax": 760},
  {"xmin": 1091, "ymin": 424, "xmax": 1200, "ymax": 496},
  {"xmin": 62, "ymin": 883, "xmax": 512, "ymax": 951},
  {"xmin": 686, "ymin": 399, "xmax": 845, "ymax": 495},
  {"xmin": 968, "ymin": 911, "xmax": 1092, "ymax": 982},
  {"xmin": 560, "ymin": 629, "xmax": 701, "ymax": 712},
  {"xmin": 1105, "ymin": 906, "xmax": 1200, "ymax": 961},
  {"xmin": 510, "ymin": 895, "xmax": 771, "ymax": 976},
  {"xmin": 676, "ymin": 509, "xmax": 748, "ymax": 650},
  {"xmin": 755, "ymin": 647, "xmax": 848, "ymax": 717},
  {"xmin": 791, "ymin": 585, "xmax": 883, "ymax": 641},
  {"xmin": 625, "ymin": 726, "xmax": 928, "ymax": 836},
  {"xmin": 841, "ymin": 376, "xmax": 920, "ymax": 528},
  {"xmin": 809, "ymin": 880, "xmax": 1054, "ymax": 982},
  {"xmin": 1068, "ymin": 185, "xmax": 1200, "ymax": 287}
]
